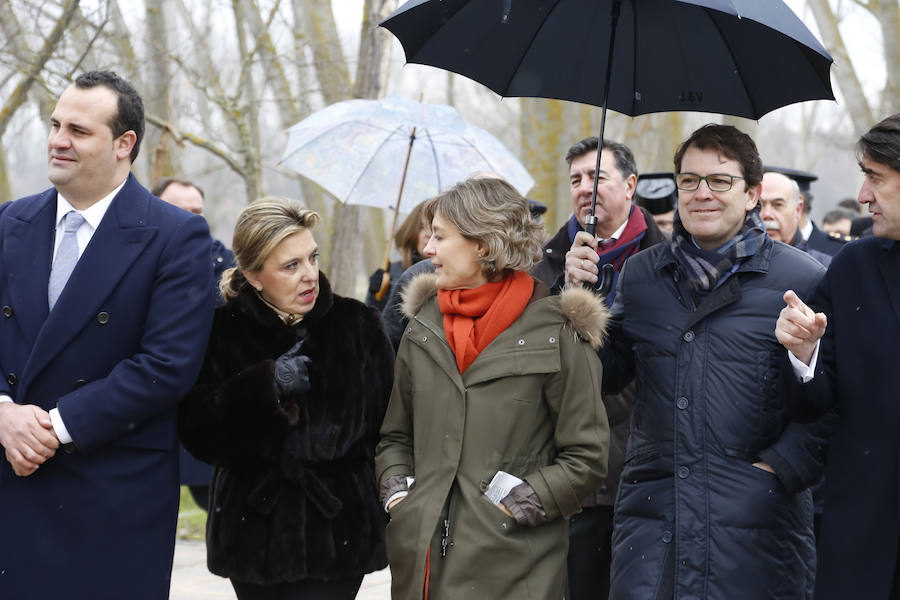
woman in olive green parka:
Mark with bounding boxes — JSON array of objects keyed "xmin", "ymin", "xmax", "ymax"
[{"xmin": 376, "ymin": 178, "xmax": 610, "ymax": 600}]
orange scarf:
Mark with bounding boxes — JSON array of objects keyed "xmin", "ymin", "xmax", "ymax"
[{"xmin": 437, "ymin": 271, "xmax": 534, "ymax": 373}]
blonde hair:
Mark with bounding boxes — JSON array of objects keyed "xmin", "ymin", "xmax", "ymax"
[
  {"xmin": 423, "ymin": 178, "xmax": 543, "ymax": 280},
  {"xmin": 220, "ymin": 196, "xmax": 319, "ymax": 301},
  {"xmin": 394, "ymin": 201, "xmax": 429, "ymax": 270}
]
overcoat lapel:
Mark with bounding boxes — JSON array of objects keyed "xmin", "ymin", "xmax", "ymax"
[
  {"xmin": 22, "ymin": 175, "xmax": 158, "ymax": 385},
  {"xmin": 2, "ymin": 189, "xmax": 55, "ymax": 346},
  {"xmin": 879, "ymin": 240, "xmax": 900, "ymax": 328}
]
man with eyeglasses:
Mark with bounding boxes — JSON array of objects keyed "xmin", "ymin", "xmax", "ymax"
[{"xmin": 566, "ymin": 124, "xmax": 831, "ymax": 599}]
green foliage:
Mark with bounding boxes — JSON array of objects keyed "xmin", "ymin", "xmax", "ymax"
[{"xmin": 177, "ymin": 486, "xmax": 207, "ymax": 541}]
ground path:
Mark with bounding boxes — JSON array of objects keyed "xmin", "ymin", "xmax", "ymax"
[{"xmin": 170, "ymin": 540, "xmax": 392, "ymax": 599}]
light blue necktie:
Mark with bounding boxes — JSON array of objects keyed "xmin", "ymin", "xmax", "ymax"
[{"xmin": 48, "ymin": 211, "xmax": 86, "ymax": 310}]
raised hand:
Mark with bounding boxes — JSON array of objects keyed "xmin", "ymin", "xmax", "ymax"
[
  {"xmin": 564, "ymin": 231, "xmax": 600, "ymax": 287},
  {"xmin": 775, "ymin": 290, "xmax": 827, "ymax": 366}
]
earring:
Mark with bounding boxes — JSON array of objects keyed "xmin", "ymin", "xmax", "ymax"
[{"xmin": 255, "ymin": 285, "xmax": 263, "ymax": 291}]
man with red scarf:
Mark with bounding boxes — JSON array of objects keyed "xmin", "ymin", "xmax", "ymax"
[
  {"xmin": 532, "ymin": 137, "xmax": 665, "ymax": 600},
  {"xmin": 533, "ymin": 137, "xmax": 665, "ymax": 303}
]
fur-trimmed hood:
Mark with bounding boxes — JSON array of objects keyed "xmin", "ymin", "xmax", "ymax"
[{"xmin": 401, "ymin": 272, "xmax": 609, "ymax": 349}]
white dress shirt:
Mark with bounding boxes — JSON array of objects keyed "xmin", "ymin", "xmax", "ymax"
[
  {"xmin": 597, "ymin": 218, "xmax": 629, "ymax": 246},
  {"xmin": 800, "ymin": 220, "xmax": 813, "ymax": 242},
  {"xmin": 0, "ymin": 180, "xmax": 126, "ymax": 444}
]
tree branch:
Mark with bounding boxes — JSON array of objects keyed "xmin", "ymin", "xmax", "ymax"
[
  {"xmin": 0, "ymin": 0, "xmax": 81, "ymax": 138},
  {"xmin": 145, "ymin": 112, "xmax": 246, "ymax": 176}
]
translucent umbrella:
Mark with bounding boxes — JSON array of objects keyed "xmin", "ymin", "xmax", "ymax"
[{"xmin": 280, "ymin": 95, "xmax": 535, "ymax": 299}]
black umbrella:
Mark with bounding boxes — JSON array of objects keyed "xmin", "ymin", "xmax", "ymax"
[{"xmin": 381, "ymin": 0, "xmax": 834, "ymax": 235}]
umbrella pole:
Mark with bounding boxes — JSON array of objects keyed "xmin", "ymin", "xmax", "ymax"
[
  {"xmin": 374, "ymin": 127, "xmax": 417, "ymax": 302},
  {"xmin": 586, "ymin": 0, "xmax": 622, "ymax": 238}
]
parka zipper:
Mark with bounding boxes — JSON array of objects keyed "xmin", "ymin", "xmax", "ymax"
[{"xmin": 441, "ymin": 486, "xmax": 455, "ymax": 557}]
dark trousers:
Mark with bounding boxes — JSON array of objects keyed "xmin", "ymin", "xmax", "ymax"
[
  {"xmin": 231, "ymin": 577, "xmax": 363, "ymax": 600},
  {"xmin": 566, "ymin": 504, "xmax": 614, "ymax": 600}
]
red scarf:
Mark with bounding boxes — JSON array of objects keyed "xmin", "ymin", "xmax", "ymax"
[{"xmin": 437, "ymin": 270, "xmax": 534, "ymax": 373}]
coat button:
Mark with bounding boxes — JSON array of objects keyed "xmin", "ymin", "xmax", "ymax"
[
  {"xmin": 678, "ymin": 466, "xmax": 690, "ymax": 479},
  {"xmin": 7, "ymin": 372, "xmax": 16, "ymax": 385},
  {"xmin": 2, "ymin": 305, "xmax": 12, "ymax": 318},
  {"xmin": 676, "ymin": 397, "xmax": 689, "ymax": 410},
  {"xmin": 682, "ymin": 330, "xmax": 695, "ymax": 342},
  {"xmin": 74, "ymin": 379, "xmax": 86, "ymax": 389},
  {"xmin": 517, "ymin": 339, "xmax": 526, "ymax": 345},
  {"xmin": 96, "ymin": 311, "xmax": 110, "ymax": 324},
  {"xmin": 548, "ymin": 337, "xmax": 556, "ymax": 343},
  {"xmin": 661, "ymin": 531, "xmax": 673, "ymax": 543}
]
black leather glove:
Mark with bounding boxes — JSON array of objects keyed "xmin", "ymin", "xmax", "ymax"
[
  {"xmin": 273, "ymin": 340, "xmax": 311, "ymax": 397},
  {"xmin": 368, "ymin": 268, "xmax": 386, "ymax": 295}
]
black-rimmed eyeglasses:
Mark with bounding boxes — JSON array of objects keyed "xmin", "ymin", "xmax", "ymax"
[{"xmin": 675, "ymin": 173, "xmax": 744, "ymax": 192}]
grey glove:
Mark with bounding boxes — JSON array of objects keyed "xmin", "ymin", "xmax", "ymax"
[{"xmin": 273, "ymin": 340, "xmax": 311, "ymax": 397}]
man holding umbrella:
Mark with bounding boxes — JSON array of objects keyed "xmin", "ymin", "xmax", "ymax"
[
  {"xmin": 534, "ymin": 136, "xmax": 665, "ymax": 600},
  {"xmin": 776, "ymin": 113, "xmax": 900, "ymax": 599},
  {"xmin": 567, "ymin": 124, "xmax": 831, "ymax": 599}
]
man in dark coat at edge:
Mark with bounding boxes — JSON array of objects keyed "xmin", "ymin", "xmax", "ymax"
[
  {"xmin": 152, "ymin": 177, "xmax": 235, "ymax": 511},
  {"xmin": 0, "ymin": 71, "xmax": 214, "ymax": 599},
  {"xmin": 776, "ymin": 113, "xmax": 900, "ymax": 599},
  {"xmin": 568, "ymin": 124, "xmax": 832, "ymax": 599}
]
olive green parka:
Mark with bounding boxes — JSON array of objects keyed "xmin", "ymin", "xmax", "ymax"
[{"xmin": 376, "ymin": 274, "xmax": 610, "ymax": 600}]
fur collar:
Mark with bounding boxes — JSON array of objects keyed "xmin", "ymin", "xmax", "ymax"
[
  {"xmin": 236, "ymin": 270, "xmax": 335, "ymax": 329},
  {"xmin": 401, "ymin": 273, "xmax": 608, "ymax": 349}
]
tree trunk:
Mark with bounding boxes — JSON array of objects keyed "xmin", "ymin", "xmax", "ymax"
[
  {"xmin": 325, "ymin": 0, "xmax": 395, "ymax": 297},
  {"xmin": 807, "ymin": 0, "xmax": 875, "ymax": 134},
  {"xmin": 144, "ymin": 0, "xmax": 175, "ymax": 184},
  {"xmin": 0, "ymin": 143, "xmax": 10, "ymax": 204},
  {"xmin": 864, "ymin": 0, "xmax": 900, "ymax": 116}
]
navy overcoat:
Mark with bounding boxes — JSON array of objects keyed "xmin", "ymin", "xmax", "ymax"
[
  {"xmin": 0, "ymin": 174, "xmax": 214, "ymax": 599},
  {"xmin": 786, "ymin": 237, "xmax": 900, "ymax": 599}
]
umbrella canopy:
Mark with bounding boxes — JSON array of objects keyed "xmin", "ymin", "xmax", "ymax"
[
  {"xmin": 279, "ymin": 95, "xmax": 535, "ymax": 214},
  {"xmin": 381, "ymin": 0, "xmax": 835, "ymax": 121}
]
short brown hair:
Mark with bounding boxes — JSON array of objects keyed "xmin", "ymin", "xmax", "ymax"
[
  {"xmin": 220, "ymin": 196, "xmax": 318, "ymax": 301},
  {"xmin": 423, "ymin": 178, "xmax": 543, "ymax": 280},
  {"xmin": 674, "ymin": 124, "xmax": 763, "ymax": 188}
]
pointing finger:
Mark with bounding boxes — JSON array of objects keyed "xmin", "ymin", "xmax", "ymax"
[{"xmin": 783, "ymin": 290, "xmax": 812, "ymax": 317}]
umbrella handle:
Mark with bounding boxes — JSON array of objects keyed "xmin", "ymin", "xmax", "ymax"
[
  {"xmin": 375, "ymin": 124, "xmax": 418, "ymax": 303},
  {"xmin": 374, "ymin": 270, "xmax": 392, "ymax": 302},
  {"xmin": 597, "ymin": 263, "xmax": 616, "ymax": 296}
]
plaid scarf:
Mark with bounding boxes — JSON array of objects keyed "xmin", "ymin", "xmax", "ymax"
[{"xmin": 669, "ymin": 209, "xmax": 766, "ymax": 293}]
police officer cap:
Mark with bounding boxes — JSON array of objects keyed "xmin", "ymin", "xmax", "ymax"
[
  {"xmin": 635, "ymin": 172, "xmax": 677, "ymax": 215},
  {"xmin": 527, "ymin": 198, "xmax": 548, "ymax": 220},
  {"xmin": 763, "ymin": 166, "xmax": 817, "ymax": 194}
]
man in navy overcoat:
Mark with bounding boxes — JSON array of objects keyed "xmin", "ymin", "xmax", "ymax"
[
  {"xmin": 777, "ymin": 113, "xmax": 900, "ymax": 599},
  {"xmin": 0, "ymin": 71, "xmax": 214, "ymax": 599}
]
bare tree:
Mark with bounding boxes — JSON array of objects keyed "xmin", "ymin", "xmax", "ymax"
[{"xmin": 0, "ymin": 0, "xmax": 80, "ymax": 202}]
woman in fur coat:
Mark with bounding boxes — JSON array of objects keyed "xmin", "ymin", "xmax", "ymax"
[
  {"xmin": 376, "ymin": 177, "xmax": 610, "ymax": 600},
  {"xmin": 179, "ymin": 197, "xmax": 393, "ymax": 600}
]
